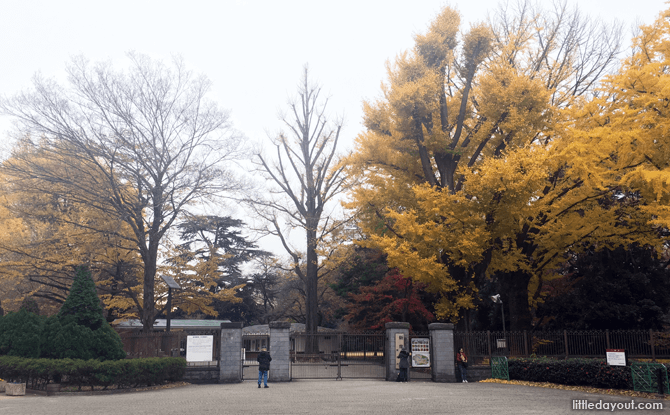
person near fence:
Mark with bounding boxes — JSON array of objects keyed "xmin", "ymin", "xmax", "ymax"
[
  {"xmin": 396, "ymin": 346, "xmax": 410, "ymax": 382},
  {"xmin": 257, "ymin": 347, "xmax": 272, "ymax": 388},
  {"xmin": 456, "ymin": 348, "xmax": 468, "ymax": 382}
]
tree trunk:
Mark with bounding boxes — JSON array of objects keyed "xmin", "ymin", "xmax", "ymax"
[
  {"xmin": 141, "ymin": 243, "xmax": 158, "ymax": 332},
  {"xmin": 305, "ymin": 224, "xmax": 319, "ymax": 352},
  {"xmin": 501, "ymin": 271, "xmax": 533, "ymax": 331}
]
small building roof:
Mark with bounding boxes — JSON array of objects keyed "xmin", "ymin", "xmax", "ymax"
[
  {"xmin": 243, "ymin": 323, "xmax": 337, "ymax": 335},
  {"xmin": 113, "ymin": 319, "xmax": 231, "ymax": 330}
]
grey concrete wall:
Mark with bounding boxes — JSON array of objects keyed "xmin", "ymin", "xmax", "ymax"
[
  {"xmin": 457, "ymin": 365, "xmax": 491, "ymax": 382},
  {"xmin": 269, "ymin": 321, "xmax": 291, "ymax": 382},
  {"xmin": 385, "ymin": 322, "xmax": 410, "ymax": 381},
  {"xmin": 183, "ymin": 367, "xmax": 219, "ymax": 384},
  {"xmin": 429, "ymin": 323, "xmax": 456, "ymax": 382},
  {"xmin": 219, "ymin": 322, "xmax": 243, "ymax": 383}
]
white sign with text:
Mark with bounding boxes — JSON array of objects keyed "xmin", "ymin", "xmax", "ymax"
[
  {"xmin": 606, "ymin": 349, "xmax": 626, "ymax": 366},
  {"xmin": 187, "ymin": 335, "xmax": 214, "ymax": 362}
]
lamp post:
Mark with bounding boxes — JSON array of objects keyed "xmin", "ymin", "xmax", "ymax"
[
  {"xmin": 490, "ymin": 294, "xmax": 507, "ymax": 352},
  {"xmin": 161, "ymin": 275, "xmax": 181, "ymax": 332}
]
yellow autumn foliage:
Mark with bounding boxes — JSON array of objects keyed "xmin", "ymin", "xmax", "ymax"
[
  {"xmin": 346, "ymin": 4, "xmax": 663, "ymax": 327},
  {"xmin": 159, "ymin": 241, "xmax": 243, "ymax": 318},
  {"xmin": 0, "ymin": 138, "xmax": 245, "ymax": 320}
]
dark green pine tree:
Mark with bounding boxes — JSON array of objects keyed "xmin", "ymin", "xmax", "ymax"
[
  {"xmin": 58, "ymin": 266, "xmax": 105, "ymax": 330},
  {"xmin": 19, "ymin": 297, "xmax": 40, "ymax": 315},
  {"xmin": 42, "ymin": 266, "xmax": 126, "ymax": 360},
  {"xmin": 0, "ymin": 308, "xmax": 44, "ymax": 358}
]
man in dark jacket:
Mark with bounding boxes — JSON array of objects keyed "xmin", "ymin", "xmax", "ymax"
[
  {"xmin": 257, "ymin": 347, "xmax": 272, "ymax": 388},
  {"xmin": 396, "ymin": 346, "xmax": 410, "ymax": 382}
]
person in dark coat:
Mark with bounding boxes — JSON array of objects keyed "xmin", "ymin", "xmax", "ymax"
[
  {"xmin": 257, "ymin": 347, "xmax": 272, "ymax": 388},
  {"xmin": 396, "ymin": 346, "xmax": 410, "ymax": 382}
]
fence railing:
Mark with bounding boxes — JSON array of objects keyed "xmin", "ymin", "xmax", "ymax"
[
  {"xmin": 455, "ymin": 330, "xmax": 670, "ymax": 363},
  {"xmin": 119, "ymin": 329, "xmax": 221, "ymax": 366},
  {"xmin": 289, "ymin": 331, "xmax": 386, "ymax": 380}
]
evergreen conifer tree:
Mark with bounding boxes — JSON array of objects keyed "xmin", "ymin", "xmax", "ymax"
[
  {"xmin": 0, "ymin": 308, "xmax": 43, "ymax": 358},
  {"xmin": 19, "ymin": 297, "xmax": 40, "ymax": 315},
  {"xmin": 42, "ymin": 266, "xmax": 125, "ymax": 360},
  {"xmin": 58, "ymin": 266, "xmax": 105, "ymax": 330}
]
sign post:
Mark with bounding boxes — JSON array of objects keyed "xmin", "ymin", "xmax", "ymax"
[{"xmin": 161, "ymin": 275, "xmax": 181, "ymax": 332}]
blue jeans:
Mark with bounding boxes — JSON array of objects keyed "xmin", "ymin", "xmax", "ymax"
[
  {"xmin": 459, "ymin": 364, "xmax": 467, "ymax": 381},
  {"xmin": 258, "ymin": 370, "xmax": 268, "ymax": 386}
]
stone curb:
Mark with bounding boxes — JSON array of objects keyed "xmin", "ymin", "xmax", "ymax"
[{"xmin": 25, "ymin": 382, "xmax": 190, "ymax": 397}]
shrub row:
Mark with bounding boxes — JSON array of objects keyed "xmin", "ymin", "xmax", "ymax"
[
  {"xmin": 508, "ymin": 357, "xmax": 632, "ymax": 390},
  {"xmin": 0, "ymin": 356, "xmax": 186, "ymax": 391},
  {"xmin": 0, "ymin": 308, "xmax": 126, "ymax": 361}
]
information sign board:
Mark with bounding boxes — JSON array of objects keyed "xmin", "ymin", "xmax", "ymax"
[
  {"xmin": 186, "ymin": 335, "xmax": 213, "ymax": 362},
  {"xmin": 606, "ymin": 349, "xmax": 626, "ymax": 366},
  {"xmin": 411, "ymin": 338, "xmax": 430, "ymax": 367}
]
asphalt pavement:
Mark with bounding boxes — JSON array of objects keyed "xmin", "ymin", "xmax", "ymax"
[{"xmin": 0, "ymin": 380, "xmax": 666, "ymax": 414}]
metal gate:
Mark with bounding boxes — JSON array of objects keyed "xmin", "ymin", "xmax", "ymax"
[
  {"xmin": 291, "ymin": 332, "xmax": 386, "ymax": 379},
  {"xmin": 242, "ymin": 333, "xmax": 268, "ymax": 381}
]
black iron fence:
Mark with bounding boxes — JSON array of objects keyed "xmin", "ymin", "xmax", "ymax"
[
  {"xmin": 290, "ymin": 331, "xmax": 386, "ymax": 379},
  {"xmin": 119, "ymin": 331, "xmax": 180, "ymax": 358},
  {"xmin": 455, "ymin": 330, "xmax": 670, "ymax": 364},
  {"xmin": 119, "ymin": 330, "xmax": 220, "ymax": 366}
]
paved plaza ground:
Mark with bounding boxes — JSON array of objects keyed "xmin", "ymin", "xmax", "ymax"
[{"xmin": 0, "ymin": 380, "xmax": 666, "ymax": 414}]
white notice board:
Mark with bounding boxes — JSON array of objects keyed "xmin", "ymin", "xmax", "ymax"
[
  {"xmin": 606, "ymin": 349, "xmax": 626, "ymax": 366},
  {"xmin": 411, "ymin": 338, "xmax": 430, "ymax": 367},
  {"xmin": 187, "ymin": 335, "xmax": 214, "ymax": 362}
]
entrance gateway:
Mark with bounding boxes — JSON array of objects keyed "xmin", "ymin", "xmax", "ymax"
[
  {"xmin": 224, "ymin": 322, "xmax": 456, "ymax": 383},
  {"xmin": 290, "ymin": 331, "xmax": 386, "ymax": 379},
  {"xmin": 241, "ymin": 324, "xmax": 386, "ymax": 380}
]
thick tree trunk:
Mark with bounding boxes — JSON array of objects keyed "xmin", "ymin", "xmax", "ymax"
[
  {"xmin": 141, "ymin": 268, "xmax": 155, "ymax": 332},
  {"xmin": 305, "ymin": 224, "xmax": 319, "ymax": 353},
  {"xmin": 141, "ymin": 243, "xmax": 158, "ymax": 332},
  {"xmin": 500, "ymin": 271, "xmax": 533, "ymax": 331}
]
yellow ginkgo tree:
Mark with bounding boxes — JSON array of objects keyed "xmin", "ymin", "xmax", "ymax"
[
  {"xmin": 0, "ymin": 148, "xmax": 143, "ymax": 318},
  {"xmin": 346, "ymin": 1, "xmax": 628, "ymax": 328}
]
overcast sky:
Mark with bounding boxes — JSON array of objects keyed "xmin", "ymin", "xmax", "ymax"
[{"xmin": 0, "ymin": 0, "xmax": 664, "ymax": 255}]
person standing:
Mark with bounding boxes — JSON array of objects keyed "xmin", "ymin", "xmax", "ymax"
[
  {"xmin": 257, "ymin": 347, "xmax": 272, "ymax": 388},
  {"xmin": 397, "ymin": 346, "xmax": 410, "ymax": 382},
  {"xmin": 456, "ymin": 348, "xmax": 468, "ymax": 382}
]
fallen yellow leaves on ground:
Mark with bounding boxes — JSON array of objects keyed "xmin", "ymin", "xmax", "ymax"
[{"xmin": 480, "ymin": 379, "xmax": 668, "ymax": 400}]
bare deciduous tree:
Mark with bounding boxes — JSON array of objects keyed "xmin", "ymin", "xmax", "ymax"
[
  {"xmin": 488, "ymin": 0, "xmax": 623, "ymax": 107},
  {"xmin": 0, "ymin": 53, "xmax": 246, "ymax": 331},
  {"xmin": 249, "ymin": 67, "xmax": 349, "ymax": 339}
]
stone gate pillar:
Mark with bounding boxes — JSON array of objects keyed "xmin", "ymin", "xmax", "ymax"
[
  {"xmin": 269, "ymin": 321, "xmax": 291, "ymax": 382},
  {"xmin": 429, "ymin": 323, "xmax": 456, "ymax": 382},
  {"xmin": 219, "ymin": 322, "xmax": 243, "ymax": 383},
  {"xmin": 385, "ymin": 322, "xmax": 410, "ymax": 381}
]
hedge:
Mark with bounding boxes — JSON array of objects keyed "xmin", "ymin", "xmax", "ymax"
[
  {"xmin": 509, "ymin": 357, "xmax": 632, "ymax": 390},
  {"xmin": 0, "ymin": 356, "xmax": 186, "ymax": 391}
]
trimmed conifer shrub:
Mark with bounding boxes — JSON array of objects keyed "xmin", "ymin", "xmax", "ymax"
[
  {"xmin": 59, "ymin": 266, "xmax": 106, "ymax": 330},
  {"xmin": 41, "ymin": 266, "xmax": 125, "ymax": 361},
  {"xmin": 0, "ymin": 309, "xmax": 44, "ymax": 358}
]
